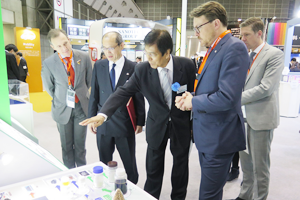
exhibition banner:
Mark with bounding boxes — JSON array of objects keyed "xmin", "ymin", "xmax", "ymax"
[
  {"xmin": 14, "ymin": 27, "xmax": 43, "ymax": 92},
  {"xmin": 0, "ymin": 1, "xmax": 11, "ymax": 125}
]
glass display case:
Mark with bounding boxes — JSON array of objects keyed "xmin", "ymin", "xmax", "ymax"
[{"xmin": 8, "ymin": 79, "xmax": 29, "ymax": 102}]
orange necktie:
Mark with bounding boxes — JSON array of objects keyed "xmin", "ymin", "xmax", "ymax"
[{"xmin": 65, "ymin": 57, "xmax": 79, "ymax": 103}]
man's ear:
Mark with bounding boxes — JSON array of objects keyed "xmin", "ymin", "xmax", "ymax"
[
  {"xmin": 50, "ymin": 44, "xmax": 55, "ymax": 50},
  {"xmin": 120, "ymin": 42, "xmax": 125, "ymax": 50}
]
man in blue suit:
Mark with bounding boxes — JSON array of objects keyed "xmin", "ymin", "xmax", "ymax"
[{"xmin": 176, "ymin": 2, "xmax": 250, "ymax": 200}]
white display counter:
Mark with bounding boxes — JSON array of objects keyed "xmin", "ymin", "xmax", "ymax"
[{"xmin": 0, "ymin": 162, "xmax": 157, "ymax": 200}]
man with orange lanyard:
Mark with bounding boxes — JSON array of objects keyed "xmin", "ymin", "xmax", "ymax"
[
  {"xmin": 42, "ymin": 29, "xmax": 92, "ymax": 169},
  {"xmin": 232, "ymin": 18, "xmax": 284, "ymax": 200},
  {"xmin": 175, "ymin": 2, "xmax": 249, "ymax": 200}
]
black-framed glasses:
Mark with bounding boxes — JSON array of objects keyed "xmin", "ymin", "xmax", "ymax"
[
  {"xmin": 101, "ymin": 44, "xmax": 119, "ymax": 51},
  {"xmin": 193, "ymin": 20, "xmax": 214, "ymax": 34}
]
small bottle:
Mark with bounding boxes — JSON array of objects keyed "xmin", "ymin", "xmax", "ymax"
[
  {"xmin": 107, "ymin": 161, "xmax": 118, "ymax": 183},
  {"xmin": 115, "ymin": 168, "xmax": 127, "ymax": 195},
  {"xmin": 93, "ymin": 166, "xmax": 103, "ymax": 188}
]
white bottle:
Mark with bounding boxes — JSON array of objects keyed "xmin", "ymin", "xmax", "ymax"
[
  {"xmin": 107, "ymin": 161, "xmax": 118, "ymax": 183},
  {"xmin": 93, "ymin": 166, "xmax": 103, "ymax": 188}
]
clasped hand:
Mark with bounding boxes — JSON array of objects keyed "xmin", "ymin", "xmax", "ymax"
[{"xmin": 175, "ymin": 91, "xmax": 193, "ymax": 111}]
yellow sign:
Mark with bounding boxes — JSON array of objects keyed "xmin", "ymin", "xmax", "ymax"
[
  {"xmin": 124, "ymin": 45, "xmax": 137, "ymax": 49},
  {"xmin": 14, "ymin": 27, "xmax": 43, "ymax": 92}
]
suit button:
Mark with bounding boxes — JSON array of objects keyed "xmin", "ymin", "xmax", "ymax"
[
  {"xmin": 101, "ymin": 91, "xmax": 104, "ymax": 93},
  {"xmin": 194, "ymin": 118, "xmax": 197, "ymax": 120}
]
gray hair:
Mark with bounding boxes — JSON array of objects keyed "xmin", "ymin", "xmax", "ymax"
[
  {"xmin": 47, "ymin": 29, "xmax": 68, "ymax": 44},
  {"xmin": 102, "ymin": 31, "xmax": 123, "ymax": 45}
]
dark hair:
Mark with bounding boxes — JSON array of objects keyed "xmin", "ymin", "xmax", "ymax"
[
  {"xmin": 240, "ymin": 17, "xmax": 264, "ymax": 38},
  {"xmin": 102, "ymin": 31, "xmax": 123, "ymax": 45},
  {"xmin": 291, "ymin": 58, "xmax": 296, "ymax": 62},
  {"xmin": 17, "ymin": 52, "xmax": 23, "ymax": 57},
  {"xmin": 101, "ymin": 52, "xmax": 105, "ymax": 59},
  {"xmin": 136, "ymin": 56, "xmax": 141, "ymax": 60},
  {"xmin": 47, "ymin": 29, "xmax": 68, "ymax": 44},
  {"xmin": 189, "ymin": 1, "xmax": 228, "ymax": 27},
  {"xmin": 5, "ymin": 44, "xmax": 18, "ymax": 52},
  {"xmin": 144, "ymin": 29, "xmax": 173, "ymax": 55}
]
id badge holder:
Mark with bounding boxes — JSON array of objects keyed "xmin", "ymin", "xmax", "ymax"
[{"xmin": 66, "ymin": 87, "xmax": 76, "ymax": 108}]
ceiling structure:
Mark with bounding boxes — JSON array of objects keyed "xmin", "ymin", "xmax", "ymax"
[{"xmin": 83, "ymin": 0, "xmax": 144, "ymax": 19}]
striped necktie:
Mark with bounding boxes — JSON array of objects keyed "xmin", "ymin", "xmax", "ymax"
[{"xmin": 160, "ymin": 68, "xmax": 172, "ymax": 109}]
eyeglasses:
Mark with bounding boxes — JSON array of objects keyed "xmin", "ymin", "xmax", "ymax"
[
  {"xmin": 143, "ymin": 51, "xmax": 158, "ymax": 58},
  {"xmin": 193, "ymin": 20, "xmax": 214, "ymax": 34},
  {"xmin": 101, "ymin": 44, "xmax": 119, "ymax": 51}
]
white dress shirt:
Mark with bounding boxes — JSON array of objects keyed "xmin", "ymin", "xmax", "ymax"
[{"xmin": 109, "ymin": 55, "xmax": 125, "ymax": 87}]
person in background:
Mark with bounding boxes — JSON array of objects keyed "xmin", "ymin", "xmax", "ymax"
[
  {"xmin": 101, "ymin": 52, "xmax": 107, "ymax": 60},
  {"xmin": 88, "ymin": 31, "xmax": 145, "ymax": 184},
  {"xmin": 135, "ymin": 56, "xmax": 142, "ymax": 63},
  {"xmin": 233, "ymin": 17, "xmax": 284, "ymax": 200},
  {"xmin": 5, "ymin": 44, "xmax": 20, "ymax": 80},
  {"xmin": 80, "ymin": 29, "xmax": 195, "ymax": 200},
  {"xmin": 41, "ymin": 29, "xmax": 92, "ymax": 169},
  {"xmin": 16, "ymin": 52, "xmax": 29, "ymax": 82},
  {"xmin": 289, "ymin": 57, "xmax": 300, "ymax": 72},
  {"xmin": 175, "ymin": 2, "xmax": 249, "ymax": 199}
]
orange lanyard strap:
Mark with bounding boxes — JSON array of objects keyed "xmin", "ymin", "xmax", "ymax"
[
  {"xmin": 194, "ymin": 30, "xmax": 231, "ymax": 92},
  {"xmin": 58, "ymin": 51, "xmax": 73, "ymax": 86},
  {"xmin": 248, "ymin": 43, "xmax": 266, "ymax": 74}
]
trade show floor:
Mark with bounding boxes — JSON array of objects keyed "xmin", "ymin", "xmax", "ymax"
[{"xmin": 33, "ymin": 111, "xmax": 300, "ymax": 200}]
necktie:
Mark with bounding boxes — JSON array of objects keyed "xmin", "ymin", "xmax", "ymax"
[
  {"xmin": 249, "ymin": 51, "xmax": 256, "ymax": 63},
  {"xmin": 65, "ymin": 57, "xmax": 79, "ymax": 103},
  {"xmin": 110, "ymin": 63, "xmax": 116, "ymax": 91},
  {"xmin": 160, "ymin": 68, "xmax": 172, "ymax": 109}
]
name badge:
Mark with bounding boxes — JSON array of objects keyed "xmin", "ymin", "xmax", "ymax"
[
  {"xmin": 241, "ymin": 105, "xmax": 246, "ymax": 118},
  {"xmin": 66, "ymin": 88, "xmax": 76, "ymax": 108},
  {"xmin": 23, "ymin": 66, "xmax": 27, "ymax": 69},
  {"xmin": 177, "ymin": 84, "xmax": 187, "ymax": 94}
]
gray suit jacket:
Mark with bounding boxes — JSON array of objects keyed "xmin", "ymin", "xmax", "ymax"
[
  {"xmin": 242, "ymin": 43, "xmax": 284, "ymax": 131},
  {"xmin": 41, "ymin": 49, "xmax": 93, "ymax": 124}
]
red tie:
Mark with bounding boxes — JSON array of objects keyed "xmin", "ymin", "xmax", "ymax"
[{"xmin": 65, "ymin": 57, "xmax": 79, "ymax": 103}]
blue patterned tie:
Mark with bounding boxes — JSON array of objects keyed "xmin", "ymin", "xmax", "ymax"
[{"xmin": 110, "ymin": 63, "xmax": 116, "ymax": 90}]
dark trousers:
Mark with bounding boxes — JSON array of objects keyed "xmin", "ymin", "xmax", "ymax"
[
  {"xmin": 57, "ymin": 102, "xmax": 87, "ymax": 169},
  {"xmin": 144, "ymin": 122, "xmax": 190, "ymax": 200},
  {"xmin": 198, "ymin": 152, "xmax": 234, "ymax": 200},
  {"xmin": 97, "ymin": 133, "xmax": 138, "ymax": 184}
]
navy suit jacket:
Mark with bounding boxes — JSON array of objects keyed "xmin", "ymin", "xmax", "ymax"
[
  {"xmin": 192, "ymin": 33, "xmax": 250, "ymax": 155},
  {"xmin": 88, "ymin": 57, "xmax": 145, "ymax": 137},
  {"xmin": 100, "ymin": 56, "xmax": 195, "ymax": 150},
  {"xmin": 6, "ymin": 51, "xmax": 20, "ymax": 80}
]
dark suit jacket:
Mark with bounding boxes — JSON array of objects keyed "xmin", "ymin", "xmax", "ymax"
[
  {"xmin": 19, "ymin": 58, "xmax": 28, "ymax": 77},
  {"xmin": 193, "ymin": 33, "xmax": 250, "ymax": 155},
  {"xmin": 88, "ymin": 57, "xmax": 145, "ymax": 137},
  {"xmin": 100, "ymin": 56, "xmax": 195, "ymax": 150},
  {"xmin": 5, "ymin": 51, "xmax": 20, "ymax": 80}
]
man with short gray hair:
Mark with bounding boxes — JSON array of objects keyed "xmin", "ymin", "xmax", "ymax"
[
  {"xmin": 232, "ymin": 17, "xmax": 284, "ymax": 200},
  {"xmin": 41, "ymin": 29, "xmax": 92, "ymax": 169}
]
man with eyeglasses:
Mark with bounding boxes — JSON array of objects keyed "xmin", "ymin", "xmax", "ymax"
[
  {"xmin": 175, "ymin": 2, "xmax": 250, "ymax": 200},
  {"xmin": 87, "ymin": 31, "xmax": 145, "ymax": 184},
  {"xmin": 81, "ymin": 29, "xmax": 195, "ymax": 200}
]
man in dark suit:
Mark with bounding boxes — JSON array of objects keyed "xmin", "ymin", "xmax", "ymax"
[
  {"xmin": 88, "ymin": 31, "xmax": 145, "ymax": 184},
  {"xmin": 175, "ymin": 2, "xmax": 249, "ymax": 200},
  {"xmin": 81, "ymin": 29, "xmax": 195, "ymax": 200},
  {"xmin": 5, "ymin": 44, "xmax": 20, "ymax": 80},
  {"xmin": 16, "ymin": 52, "xmax": 29, "ymax": 82}
]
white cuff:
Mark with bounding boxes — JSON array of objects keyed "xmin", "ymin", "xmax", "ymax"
[{"xmin": 97, "ymin": 113, "xmax": 108, "ymax": 121}]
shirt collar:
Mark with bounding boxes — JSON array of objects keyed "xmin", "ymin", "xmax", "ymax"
[
  {"xmin": 252, "ymin": 42, "xmax": 265, "ymax": 54},
  {"xmin": 109, "ymin": 55, "xmax": 125, "ymax": 68},
  {"xmin": 60, "ymin": 50, "xmax": 73, "ymax": 59},
  {"xmin": 157, "ymin": 55, "xmax": 173, "ymax": 73}
]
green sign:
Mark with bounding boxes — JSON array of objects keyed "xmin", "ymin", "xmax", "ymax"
[{"xmin": 0, "ymin": 1, "xmax": 12, "ymax": 125}]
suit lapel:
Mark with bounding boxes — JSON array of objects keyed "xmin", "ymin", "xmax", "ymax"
[
  {"xmin": 195, "ymin": 34, "xmax": 231, "ymax": 91},
  {"xmin": 101, "ymin": 60, "xmax": 114, "ymax": 93},
  {"xmin": 54, "ymin": 53, "xmax": 68, "ymax": 84},
  {"xmin": 149, "ymin": 66, "xmax": 166, "ymax": 105},
  {"xmin": 245, "ymin": 44, "xmax": 269, "ymax": 84},
  {"xmin": 172, "ymin": 57, "xmax": 183, "ymax": 102},
  {"xmin": 73, "ymin": 50, "xmax": 81, "ymax": 88},
  {"xmin": 116, "ymin": 58, "xmax": 131, "ymax": 89}
]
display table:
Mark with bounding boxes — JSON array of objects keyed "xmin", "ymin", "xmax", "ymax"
[{"xmin": 0, "ymin": 162, "xmax": 157, "ymax": 200}]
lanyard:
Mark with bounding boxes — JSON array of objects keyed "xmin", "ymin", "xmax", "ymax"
[
  {"xmin": 194, "ymin": 30, "xmax": 231, "ymax": 92},
  {"xmin": 58, "ymin": 51, "xmax": 73, "ymax": 86},
  {"xmin": 248, "ymin": 43, "xmax": 266, "ymax": 74}
]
